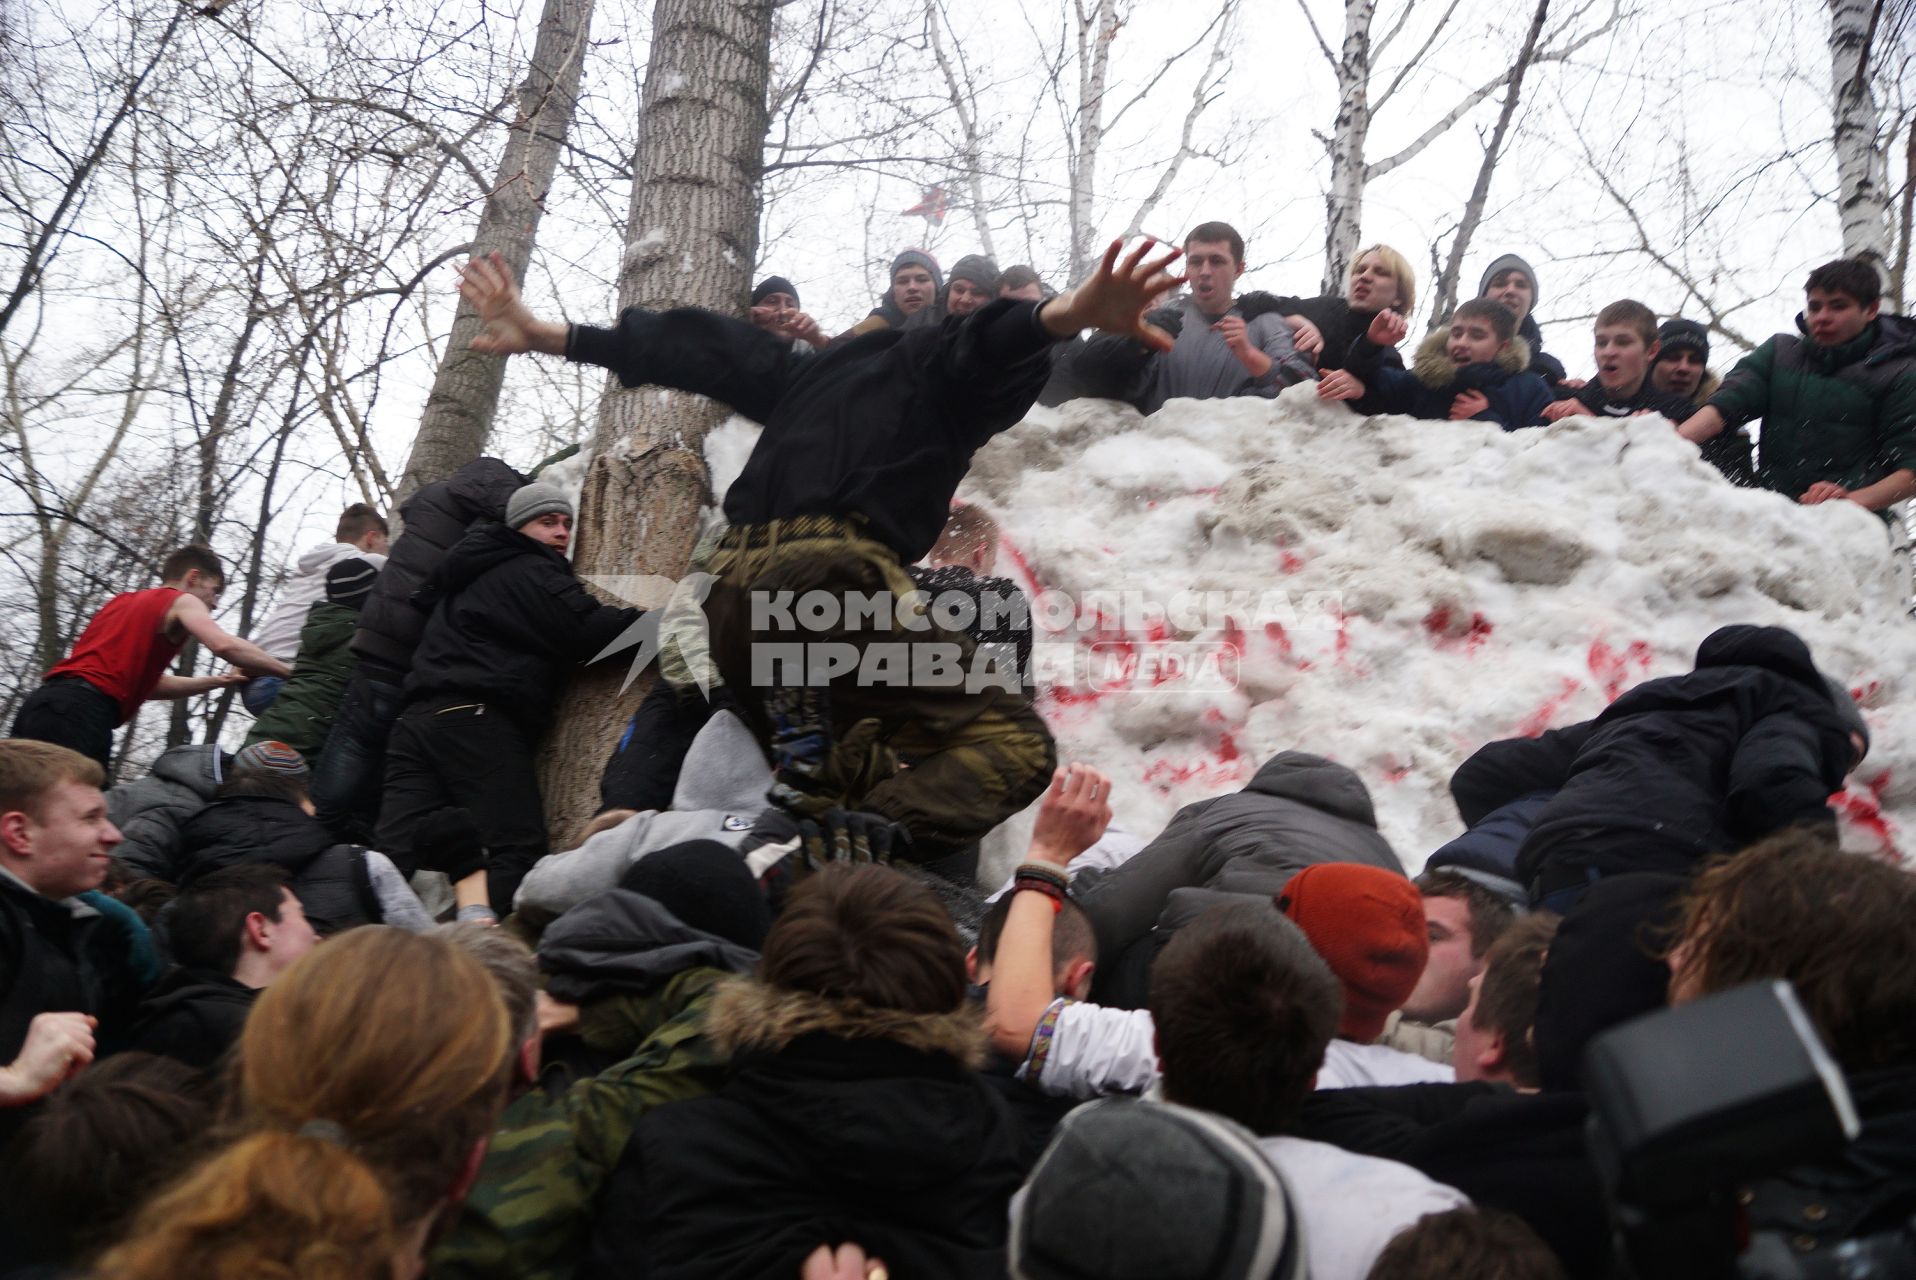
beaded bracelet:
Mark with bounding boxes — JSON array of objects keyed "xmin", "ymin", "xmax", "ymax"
[
  {"xmin": 1014, "ymin": 861, "xmax": 1070, "ymax": 891},
  {"xmin": 1013, "ymin": 874, "xmax": 1067, "ymax": 913}
]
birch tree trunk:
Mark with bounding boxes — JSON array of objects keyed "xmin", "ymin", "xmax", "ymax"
[
  {"xmin": 539, "ymin": 0, "xmax": 774, "ymax": 838},
  {"xmin": 1321, "ymin": 0, "xmax": 1376, "ymax": 295},
  {"xmin": 396, "ymin": 0, "xmax": 595, "ymax": 501},
  {"xmin": 1829, "ymin": 0, "xmax": 1891, "ymax": 272},
  {"xmin": 1067, "ymin": 0, "xmax": 1118, "ymax": 284},
  {"xmin": 1425, "ymin": 0, "xmax": 1548, "ymax": 328}
]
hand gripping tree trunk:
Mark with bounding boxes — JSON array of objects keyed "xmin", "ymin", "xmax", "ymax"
[
  {"xmin": 539, "ymin": 0, "xmax": 774, "ymax": 839},
  {"xmin": 1829, "ymin": 0, "xmax": 1892, "ymax": 273},
  {"xmin": 396, "ymin": 0, "xmax": 595, "ymax": 502}
]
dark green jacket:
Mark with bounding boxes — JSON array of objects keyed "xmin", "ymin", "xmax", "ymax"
[
  {"xmin": 244, "ymin": 601, "xmax": 357, "ymax": 757},
  {"xmin": 428, "ymin": 967, "xmax": 728, "ymax": 1280},
  {"xmin": 1708, "ymin": 314, "xmax": 1916, "ymax": 506}
]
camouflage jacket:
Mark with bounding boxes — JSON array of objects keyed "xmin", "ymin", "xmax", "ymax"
[{"xmin": 428, "ymin": 967, "xmax": 729, "ymax": 1280}]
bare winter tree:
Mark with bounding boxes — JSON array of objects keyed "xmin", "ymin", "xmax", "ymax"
[
  {"xmin": 397, "ymin": 0, "xmax": 597, "ymax": 501},
  {"xmin": 540, "ymin": 0, "xmax": 777, "ymax": 835},
  {"xmin": 1300, "ymin": 0, "xmax": 1625, "ymax": 295},
  {"xmin": 1424, "ymin": 0, "xmax": 1552, "ymax": 328}
]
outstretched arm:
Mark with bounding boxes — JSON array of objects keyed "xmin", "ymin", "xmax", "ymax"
[
  {"xmin": 170, "ymin": 595, "xmax": 292, "ymax": 678},
  {"xmin": 458, "ymin": 251, "xmax": 802, "ymax": 423},
  {"xmin": 984, "ymin": 765, "xmax": 1112, "ymax": 1061}
]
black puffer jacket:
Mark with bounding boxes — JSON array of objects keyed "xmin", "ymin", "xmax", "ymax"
[
  {"xmin": 175, "ymin": 795, "xmax": 381, "ymax": 934},
  {"xmin": 124, "ymin": 967, "xmax": 257, "ymax": 1070},
  {"xmin": 1453, "ymin": 626, "xmax": 1856, "ymax": 888},
  {"xmin": 1072, "ymin": 750, "xmax": 1405, "ymax": 962},
  {"xmin": 403, "ymin": 523, "xmax": 638, "ymax": 737},
  {"xmin": 353, "ymin": 457, "xmax": 525, "ymax": 675},
  {"xmin": 583, "ymin": 979, "xmax": 1024, "ymax": 1280}
]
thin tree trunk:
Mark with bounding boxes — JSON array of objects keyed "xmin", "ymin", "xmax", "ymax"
[
  {"xmin": 1067, "ymin": 0, "xmax": 1118, "ymax": 284},
  {"xmin": 1322, "ymin": 0, "xmax": 1376, "ymax": 295},
  {"xmin": 926, "ymin": 0, "xmax": 997, "ymax": 263},
  {"xmin": 396, "ymin": 0, "xmax": 595, "ymax": 500},
  {"xmin": 1425, "ymin": 0, "xmax": 1548, "ymax": 328},
  {"xmin": 538, "ymin": 0, "xmax": 775, "ymax": 840},
  {"xmin": 1830, "ymin": 0, "xmax": 1891, "ymax": 271}
]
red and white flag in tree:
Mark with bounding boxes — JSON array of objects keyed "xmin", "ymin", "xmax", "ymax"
[{"xmin": 901, "ymin": 185, "xmax": 952, "ymax": 224}]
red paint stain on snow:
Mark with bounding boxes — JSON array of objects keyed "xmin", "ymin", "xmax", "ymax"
[
  {"xmin": 1588, "ymin": 639, "xmax": 1654, "ymax": 702},
  {"xmin": 1280, "ymin": 551, "xmax": 1305, "ymax": 574},
  {"xmin": 1423, "ymin": 607, "xmax": 1494, "ymax": 652},
  {"xmin": 1832, "ymin": 772, "xmax": 1903, "ymax": 863},
  {"xmin": 1515, "ymin": 678, "xmax": 1582, "ymax": 738},
  {"xmin": 1383, "ymin": 765, "xmax": 1410, "ymax": 783},
  {"xmin": 1265, "ymin": 621, "xmax": 1294, "ymax": 656},
  {"xmin": 1216, "ymin": 730, "xmax": 1242, "ymax": 763}
]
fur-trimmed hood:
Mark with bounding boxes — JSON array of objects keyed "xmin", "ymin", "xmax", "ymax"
[
  {"xmin": 1694, "ymin": 370, "xmax": 1721, "ymax": 403},
  {"xmin": 706, "ymin": 975, "xmax": 986, "ymax": 1068},
  {"xmin": 1412, "ymin": 328, "xmax": 1532, "ymax": 389}
]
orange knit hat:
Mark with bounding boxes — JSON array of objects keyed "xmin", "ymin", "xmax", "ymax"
[{"xmin": 1276, "ymin": 863, "xmax": 1428, "ymax": 1043}]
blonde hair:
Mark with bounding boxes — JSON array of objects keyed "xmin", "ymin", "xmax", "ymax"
[
  {"xmin": 1351, "ymin": 245, "xmax": 1417, "ymax": 315},
  {"xmin": 0, "ymin": 739, "xmax": 104, "ymax": 820},
  {"xmin": 95, "ymin": 929, "xmax": 513, "ymax": 1280}
]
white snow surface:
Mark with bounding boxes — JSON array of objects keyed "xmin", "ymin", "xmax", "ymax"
[{"xmin": 706, "ymin": 386, "xmax": 1916, "ymax": 882}]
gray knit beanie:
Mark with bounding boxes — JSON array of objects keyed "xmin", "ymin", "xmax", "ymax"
[
  {"xmin": 948, "ymin": 254, "xmax": 1001, "ymax": 295},
  {"xmin": 890, "ymin": 248, "xmax": 943, "ymax": 292},
  {"xmin": 505, "ymin": 481, "xmax": 573, "ymax": 531},
  {"xmin": 1010, "ymin": 1097, "xmax": 1306, "ymax": 1280},
  {"xmin": 1478, "ymin": 253, "xmax": 1540, "ymax": 307}
]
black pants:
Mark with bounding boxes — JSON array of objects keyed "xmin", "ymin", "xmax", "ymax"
[
  {"xmin": 598, "ymin": 680, "xmax": 725, "ymax": 814},
  {"xmin": 11, "ymin": 678, "xmax": 120, "ymax": 771},
  {"xmin": 376, "ymin": 700, "xmax": 548, "ymax": 913},
  {"xmin": 312, "ymin": 668, "xmax": 407, "ymax": 845}
]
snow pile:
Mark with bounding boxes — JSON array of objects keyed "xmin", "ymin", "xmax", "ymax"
[{"xmin": 958, "ymin": 386, "xmax": 1916, "ymax": 875}]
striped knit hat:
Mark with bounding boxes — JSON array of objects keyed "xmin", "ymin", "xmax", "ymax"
[{"xmin": 234, "ymin": 740, "xmax": 309, "ymax": 778}]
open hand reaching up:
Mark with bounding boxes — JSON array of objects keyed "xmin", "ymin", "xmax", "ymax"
[
  {"xmin": 1040, "ymin": 239, "xmax": 1186, "ymax": 351},
  {"xmin": 457, "ymin": 251, "xmax": 569, "ymax": 356}
]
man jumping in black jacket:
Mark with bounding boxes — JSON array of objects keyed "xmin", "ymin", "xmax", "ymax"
[{"xmin": 456, "ymin": 240, "xmax": 1183, "ymax": 869}]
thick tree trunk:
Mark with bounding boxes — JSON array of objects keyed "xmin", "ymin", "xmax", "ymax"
[
  {"xmin": 1425, "ymin": 0, "xmax": 1548, "ymax": 328},
  {"xmin": 1829, "ymin": 0, "xmax": 1891, "ymax": 272},
  {"xmin": 538, "ymin": 0, "xmax": 774, "ymax": 841},
  {"xmin": 1321, "ymin": 0, "xmax": 1375, "ymax": 295},
  {"xmin": 396, "ymin": 0, "xmax": 595, "ymax": 501}
]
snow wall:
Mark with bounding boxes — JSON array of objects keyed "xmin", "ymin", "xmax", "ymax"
[{"xmin": 707, "ymin": 383, "xmax": 1916, "ymax": 883}]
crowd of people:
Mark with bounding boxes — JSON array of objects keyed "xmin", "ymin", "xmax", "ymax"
[{"xmin": 2, "ymin": 227, "xmax": 1914, "ymax": 1278}]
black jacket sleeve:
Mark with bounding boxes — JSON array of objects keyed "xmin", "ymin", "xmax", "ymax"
[
  {"xmin": 493, "ymin": 562, "xmax": 640, "ymax": 669},
  {"xmin": 1072, "ymin": 798, "xmax": 1221, "ymax": 959},
  {"xmin": 567, "ymin": 307, "xmax": 810, "ymax": 426},
  {"xmin": 1726, "ymin": 713, "xmax": 1845, "ymax": 840},
  {"xmin": 1451, "ymin": 722, "xmax": 1596, "ymax": 826}
]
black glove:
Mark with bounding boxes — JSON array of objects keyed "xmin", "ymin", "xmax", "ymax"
[
  {"xmin": 411, "ymin": 807, "xmax": 486, "ymax": 881},
  {"xmin": 751, "ymin": 807, "xmax": 908, "ymax": 910}
]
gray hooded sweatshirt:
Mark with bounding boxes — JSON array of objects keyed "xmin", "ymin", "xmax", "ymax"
[
  {"xmin": 513, "ymin": 710, "xmax": 770, "ymax": 926},
  {"xmin": 1071, "ymin": 750, "xmax": 1406, "ymax": 961}
]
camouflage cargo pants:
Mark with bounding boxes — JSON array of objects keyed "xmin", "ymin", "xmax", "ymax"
[{"xmin": 703, "ymin": 515, "xmax": 1056, "ymax": 862}]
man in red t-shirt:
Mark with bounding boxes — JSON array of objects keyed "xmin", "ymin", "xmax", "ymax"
[{"xmin": 10, "ymin": 546, "xmax": 291, "ymax": 770}]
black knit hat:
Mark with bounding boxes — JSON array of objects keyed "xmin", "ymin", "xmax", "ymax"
[
  {"xmin": 1654, "ymin": 318, "xmax": 1709, "ymax": 365},
  {"xmin": 620, "ymin": 840, "xmax": 771, "ymax": 951},
  {"xmin": 325, "ymin": 556, "xmax": 378, "ymax": 610},
  {"xmin": 1011, "ymin": 1098, "xmax": 1306, "ymax": 1280},
  {"xmin": 752, "ymin": 276, "xmax": 799, "ymax": 307},
  {"xmin": 948, "ymin": 254, "xmax": 1001, "ymax": 295}
]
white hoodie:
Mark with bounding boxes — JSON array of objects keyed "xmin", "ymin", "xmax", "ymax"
[{"xmin": 251, "ymin": 541, "xmax": 389, "ymax": 662}]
